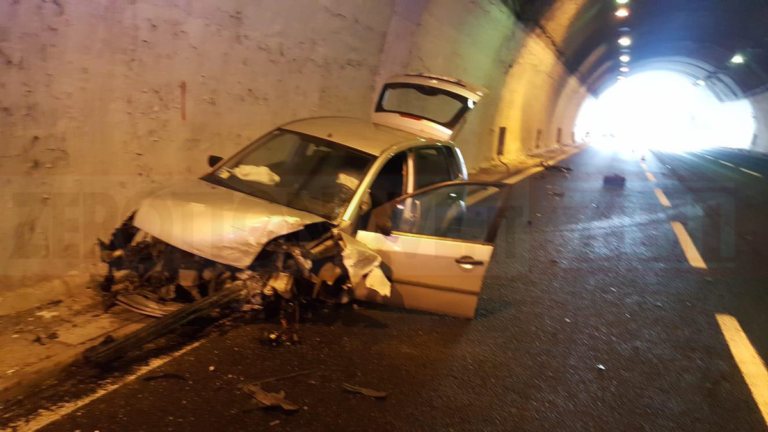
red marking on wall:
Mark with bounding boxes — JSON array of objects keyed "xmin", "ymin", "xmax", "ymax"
[{"xmin": 180, "ymin": 81, "xmax": 187, "ymax": 121}]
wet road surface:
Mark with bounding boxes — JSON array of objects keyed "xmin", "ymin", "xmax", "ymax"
[{"xmin": 3, "ymin": 146, "xmax": 768, "ymax": 431}]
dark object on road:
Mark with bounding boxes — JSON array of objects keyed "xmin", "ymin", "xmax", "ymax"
[
  {"xmin": 342, "ymin": 383, "xmax": 388, "ymax": 398},
  {"xmin": 84, "ymin": 286, "xmax": 246, "ymax": 364},
  {"xmin": 253, "ymin": 368, "xmax": 320, "ymax": 386},
  {"xmin": 541, "ymin": 162, "xmax": 573, "ymax": 173},
  {"xmin": 603, "ymin": 174, "xmax": 626, "ymax": 187},
  {"xmin": 143, "ymin": 373, "xmax": 189, "ymax": 382},
  {"xmin": 242, "ymin": 384, "xmax": 300, "ymax": 411}
]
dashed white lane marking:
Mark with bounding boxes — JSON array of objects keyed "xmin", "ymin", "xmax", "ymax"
[
  {"xmin": 740, "ymin": 167, "xmax": 763, "ymax": 178},
  {"xmin": 716, "ymin": 314, "xmax": 768, "ymax": 427},
  {"xmin": 654, "ymin": 188, "xmax": 672, "ymax": 207},
  {"xmin": 719, "ymin": 160, "xmax": 736, "ymax": 167},
  {"xmin": 646, "ymin": 172, "xmax": 657, "ymax": 183},
  {"xmin": 640, "ymin": 162, "xmax": 649, "ymax": 170},
  {"xmin": 670, "ymin": 221, "xmax": 707, "ymax": 269},
  {"xmin": 8, "ymin": 339, "xmax": 207, "ymax": 432},
  {"xmin": 703, "ymin": 154, "xmax": 715, "ymax": 160}
]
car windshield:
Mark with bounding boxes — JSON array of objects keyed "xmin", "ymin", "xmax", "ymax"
[{"xmin": 201, "ymin": 130, "xmax": 374, "ymax": 221}]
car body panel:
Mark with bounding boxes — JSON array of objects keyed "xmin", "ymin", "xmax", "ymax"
[
  {"xmin": 281, "ymin": 117, "xmax": 420, "ymax": 156},
  {"xmin": 133, "ymin": 179, "xmax": 326, "ymax": 268},
  {"xmin": 354, "ymin": 230, "xmax": 494, "ymax": 318},
  {"xmin": 353, "ymin": 181, "xmax": 511, "ymax": 318}
]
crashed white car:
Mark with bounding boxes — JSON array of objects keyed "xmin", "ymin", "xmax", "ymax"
[{"xmin": 100, "ymin": 75, "xmax": 510, "ymax": 319}]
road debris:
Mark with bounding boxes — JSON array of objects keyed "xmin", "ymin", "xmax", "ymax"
[
  {"xmin": 253, "ymin": 368, "xmax": 320, "ymax": 386},
  {"xmin": 541, "ymin": 162, "xmax": 573, "ymax": 173},
  {"xmin": 243, "ymin": 384, "xmax": 300, "ymax": 411},
  {"xmin": 596, "ymin": 364, "xmax": 606, "ymax": 371},
  {"xmin": 603, "ymin": 174, "xmax": 626, "ymax": 187},
  {"xmin": 270, "ymin": 420, "xmax": 281, "ymax": 426},
  {"xmin": 342, "ymin": 383, "xmax": 388, "ymax": 398}
]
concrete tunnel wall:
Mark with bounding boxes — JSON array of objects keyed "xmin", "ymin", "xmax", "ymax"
[
  {"xmin": 748, "ymin": 92, "xmax": 768, "ymax": 152},
  {"xmin": 0, "ymin": 0, "xmax": 588, "ymax": 289}
]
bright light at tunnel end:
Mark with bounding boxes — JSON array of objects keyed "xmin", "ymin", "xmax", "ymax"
[{"xmin": 575, "ymin": 71, "xmax": 756, "ymax": 154}]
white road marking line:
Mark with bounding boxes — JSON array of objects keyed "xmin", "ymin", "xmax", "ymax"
[
  {"xmin": 703, "ymin": 154, "xmax": 715, "ymax": 160},
  {"xmin": 716, "ymin": 314, "xmax": 768, "ymax": 427},
  {"xmin": 640, "ymin": 162, "xmax": 648, "ymax": 170},
  {"xmin": 654, "ymin": 188, "xmax": 672, "ymax": 207},
  {"xmin": 9, "ymin": 339, "xmax": 207, "ymax": 432},
  {"xmin": 740, "ymin": 167, "xmax": 763, "ymax": 178},
  {"xmin": 719, "ymin": 160, "xmax": 736, "ymax": 167},
  {"xmin": 670, "ymin": 221, "xmax": 707, "ymax": 269},
  {"xmin": 646, "ymin": 172, "xmax": 657, "ymax": 182}
]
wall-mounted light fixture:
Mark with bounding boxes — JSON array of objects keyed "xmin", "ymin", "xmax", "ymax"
[
  {"xmin": 730, "ymin": 54, "xmax": 745, "ymax": 64},
  {"xmin": 615, "ymin": 7, "xmax": 629, "ymax": 18},
  {"xmin": 619, "ymin": 54, "xmax": 631, "ymax": 63},
  {"xmin": 618, "ymin": 36, "xmax": 632, "ymax": 47},
  {"xmin": 619, "ymin": 66, "xmax": 630, "ymax": 73}
]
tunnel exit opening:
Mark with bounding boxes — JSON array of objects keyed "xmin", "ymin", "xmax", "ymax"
[{"xmin": 575, "ymin": 71, "xmax": 756, "ymax": 153}]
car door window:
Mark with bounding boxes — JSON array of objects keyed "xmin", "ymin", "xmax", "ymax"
[
  {"xmin": 413, "ymin": 147, "xmax": 453, "ymax": 190},
  {"xmin": 369, "ymin": 152, "xmax": 407, "ymax": 209},
  {"xmin": 388, "ymin": 183, "xmax": 507, "ymax": 243}
]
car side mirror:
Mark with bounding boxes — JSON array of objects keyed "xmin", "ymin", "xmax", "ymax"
[{"xmin": 208, "ymin": 155, "xmax": 223, "ymax": 168}]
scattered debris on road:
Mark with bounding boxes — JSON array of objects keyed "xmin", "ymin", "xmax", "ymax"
[
  {"xmin": 342, "ymin": 383, "xmax": 388, "ymax": 398},
  {"xmin": 541, "ymin": 162, "xmax": 573, "ymax": 173},
  {"xmin": 596, "ymin": 364, "xmax": 606, "ymax": 371},
  {"xmin": 243, "ymin": 384, "xmax": 300, "ymax": 411},
  {"xmin": 253, "ymin": 368, "xmax": 320, "ymax": 386},
  {"xmin": 603, "ymin": 174, "xmax": 626, "ymax": 187}
]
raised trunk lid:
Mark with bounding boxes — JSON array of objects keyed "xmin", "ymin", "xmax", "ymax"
[{"xmin": 372, "ymin": 74, "xmax": 486, "ymax": 141}]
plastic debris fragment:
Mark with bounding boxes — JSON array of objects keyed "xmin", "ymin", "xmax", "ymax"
[{"xmin": 342, "ymin": 383, "xmax": 388, "ymax": 398}]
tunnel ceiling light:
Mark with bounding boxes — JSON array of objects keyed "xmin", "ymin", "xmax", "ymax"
[
  {"xmin": 615, "ymin": 7, "xmax": 630, "ymax": 17},
  {"xmin": 695, "ymin": 79, "xmax": 707, "ymax": 86},
  {"xmin": 618, "ymin": 36, "xmax": 632, "ymax": 47},
  {"xmin": 730, "ymin": 54, "xmax": 745, "ymax": 64},
  {"xmin": 617, "ymin": 0, "xmax": 629, "ymax": 4},
  {"xmin": 620, "ymin": 66, "xmax": 630, "ymax": 73},
  {"xmin": 619, "ymin": 54, "xmax": 631, "ymax": 63}
]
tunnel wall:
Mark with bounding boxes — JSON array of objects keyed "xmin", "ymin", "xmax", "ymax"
[
  {"xmin": 0, "ymin": 0, "xmax": 587, "ymax": 289},
  {"xmin": 749, "ymin": 92, "xmax": 768, "ymax": 152}
]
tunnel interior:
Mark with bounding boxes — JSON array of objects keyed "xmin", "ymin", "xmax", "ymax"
[{"xmin": 513, "ymin": 0, "xmax": 768, "ymax": 154}]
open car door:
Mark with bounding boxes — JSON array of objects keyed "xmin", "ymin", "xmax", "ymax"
[
  {"xmin": 354, "ymin": 181, "xmax": 511, "ymax": 318},
  {"xmin": 372, "ymin": 74, "xmax": 487, "ymax": 141}
]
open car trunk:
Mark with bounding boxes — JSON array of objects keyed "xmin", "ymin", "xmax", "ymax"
[{"xmin": 372, "ymin": 74, "xmax": 487, "ymax": 141}]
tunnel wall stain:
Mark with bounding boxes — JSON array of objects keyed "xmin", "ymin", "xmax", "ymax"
[{"xmin": 0, "ymin": 0, "xmax": 588, "ymax": 290}]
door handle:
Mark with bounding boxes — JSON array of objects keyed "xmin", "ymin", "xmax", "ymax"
[{"xmin": 455, "ymin": 256, "xmax": 485, "ymax": 267}]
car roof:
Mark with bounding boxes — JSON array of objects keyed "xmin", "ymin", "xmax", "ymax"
[{"xmin": 281, "ymin": 116, "xmax": 432, "ymax": 156}]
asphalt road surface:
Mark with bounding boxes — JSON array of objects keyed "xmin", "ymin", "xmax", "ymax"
[{"xmin": 3, "ymin": 146, "xmax": 768, "ymax": 431}]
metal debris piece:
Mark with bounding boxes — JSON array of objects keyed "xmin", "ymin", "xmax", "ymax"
[
  {"xmin": 339, "ymin": 233, "xmax": 391, "ymax": 298},
  {"xmin": 542, "ymin": 163, "xmax": 573, "ymax": 173},
  {"xmin": 253, "ymin": 368, "xmax": 320, "ymax": 386},
  {"xmin": 603, "ymin": 174, "xmax": 626, "ymax": 187},
  {"xmin": 342, "ymin": 383, "xmax": 388, "ymax": 398},
  {"xmin": 242, "ymin": 384, "xmax": 300, "ymax": 411},
  {"xmin": 268, "ymin": 272, "xmax": 294, "ymax": 299},
  {"xmin": 143, "ymin": 373, "xmax": 189, "ymax": 382},
  {"xmin": 270, "ymin": 420, "xmax": 280, "ymax": 426},
  {"xmin": 84, "ymin": 286, "xmax": 246, "ymax": 364},
  {"xmin": 596, "ymin": 364, "xmax": 606, "ymax": 371},
  {"xmin": 116, "ymin": 292, "xmax": 184, "ymax": 317}
]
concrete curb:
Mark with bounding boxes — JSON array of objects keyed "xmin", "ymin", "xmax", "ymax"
[
  {"xmin": 0, "ymin": 317, "xmax": 150, "ymax": 403},
  {"xmin": 473, "ymin": 144, "xmax": 586, "ymax": 184}
]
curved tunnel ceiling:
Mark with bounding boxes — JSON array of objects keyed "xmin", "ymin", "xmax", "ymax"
[{"xmin": 505, "ymin": 0, "xmax": 768, "ymax": 100}]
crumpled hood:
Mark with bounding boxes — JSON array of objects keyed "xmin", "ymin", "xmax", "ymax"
[{"xmin": 133, "ymin": 179, "xmax": 327, "ymax": 268}]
